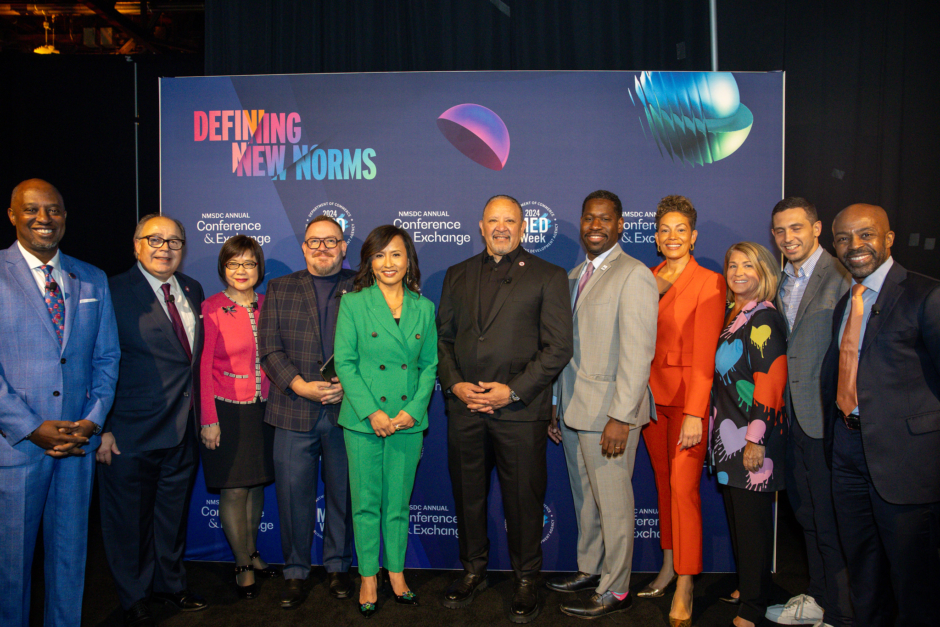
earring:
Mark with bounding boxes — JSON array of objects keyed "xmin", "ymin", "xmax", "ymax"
[{"xmin": 691, "ymin": 243, "xmax": 695, "ymax": 252}]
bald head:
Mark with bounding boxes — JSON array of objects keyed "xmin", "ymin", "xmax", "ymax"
[
  {"xmin": 832, "ymin": 203, "xmax": 894, "ymax": 281},
  {"xmin": 8, "ymin": 179, "xmax": 67, "ymax": 263}
]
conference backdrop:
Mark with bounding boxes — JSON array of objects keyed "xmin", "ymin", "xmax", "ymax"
[{"xmin": 161, "ymin": 70, "xmax": 783, "ymax": 573}]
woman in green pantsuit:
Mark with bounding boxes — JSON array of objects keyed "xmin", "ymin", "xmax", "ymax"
[{"xmin": 334, "ymin": 225, "xmax": 438, "ymax": 618}]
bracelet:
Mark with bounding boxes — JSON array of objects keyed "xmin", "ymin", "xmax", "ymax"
[{"xmin": 200, "ymin": 422, "xmax": 219, "ymax": 429}]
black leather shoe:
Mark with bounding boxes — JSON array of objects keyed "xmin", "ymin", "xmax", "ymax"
[
  {"xmin": 151, "ymin": 590, "xmax": 207, "ymax": 612},
  {"xmin": 281, "ymin": 578, "xmax": 306, "ymax": 610},
  {"xmin": 510, "ymin": 576, "xmax": 542, "ymax": 623},
  {"xmin": 123, "ymin": 600, "xmax": 154, "ymax": 627},
  {"xmin": 560, "ymin": 590, "xmax": 633, "ymax": 618},
  {"xmin": 719, "ymin": 594, "xmax": 741, "ymax": 605},
  {"xmin": 249, "ymin": 550, "xmax": 279, "ymax": 578},
  {"xmin": 234, "ymin": 565, "xmax": 258, "ymax": 600},
  {"xmin": 441, "ymin": 571, "xmax": 488, "ymax": 609},
  {"xmin": 329, "ymin": 571, "xmax": 355, "ymax": 600},
  {"xmin": 546, "ymin": 571, "xmax": 601, "ymax": 593}
]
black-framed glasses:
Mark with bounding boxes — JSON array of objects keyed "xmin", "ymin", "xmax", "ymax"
[
  {"xmin": 224, "ymin": 261, "xmax": 259, "ymax": 270},
  {"xmin": 137, "ymin": 236, "xmax": 185, "ymax": 250},
  {"xmin": 305, "ymin": 237, "xmax": 340, "ymax": 249}
]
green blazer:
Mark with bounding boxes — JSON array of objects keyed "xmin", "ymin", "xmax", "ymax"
[{"xmin": 335, "ymin": 284, "xmax": 439, "ymax": 433}]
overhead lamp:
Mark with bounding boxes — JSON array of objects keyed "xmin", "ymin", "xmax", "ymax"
[{"xmin": 34, "ymin": 17, "xmax": 60, "ymax": 54}]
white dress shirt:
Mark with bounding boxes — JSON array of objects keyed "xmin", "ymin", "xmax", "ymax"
[
  {"xmin": 137, "ymin": 261, "xmax": 196, "ymax": 348},
  {"xmin": 17, "ymin": 241, "xmax": 64, "ymax": 296}
]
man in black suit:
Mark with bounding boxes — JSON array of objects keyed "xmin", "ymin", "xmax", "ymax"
[
  {"xmin": 821, "ymin": 204, "xmax": 940, "ymax": 627},
  {"xmin": 97, "ymin": 214, "xmax": 206, "ymax": 627},
  {"xmin": 258, "ymin": 215, "xmax": 355, "ymax": 608},
  {"xmin": 437, "ymin": 195, "xmax": 573, "ymax": 623}
]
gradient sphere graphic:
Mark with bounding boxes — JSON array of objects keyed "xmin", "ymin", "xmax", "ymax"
[
  {"xmin": 630, "ymin": 71, "xmax": 753, "ymax": 166},
  {"xmin": 437, "ymin": 104, "xmax": 510, "ymax": 171}
]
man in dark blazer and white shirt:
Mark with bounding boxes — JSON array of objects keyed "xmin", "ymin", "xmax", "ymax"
[
  {"xmin": 767, "ymin": 198, "xmax": 852, "ymax": 627},
  {"xmin": 258, "ymin": 215, "xmax": 356, "ymax": 608},
  {"xmin": 821, "ymin": 203, "xmax": 940, "ymax": 627},
  {"xmin": 97, "ymin": 214, "xmax": 206, "ymax": 627},
  {"xmin": 437, "ymin": 195, "xmax": 573, "ymax": 623}
]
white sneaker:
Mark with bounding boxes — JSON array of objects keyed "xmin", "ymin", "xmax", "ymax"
[
  {"xmin": 765, "ymin": 594, "xmax": 825, "ymax": 624},
  {"xmin": 811, "ymin": 621, "xmax": 833, "ymax": 627}
]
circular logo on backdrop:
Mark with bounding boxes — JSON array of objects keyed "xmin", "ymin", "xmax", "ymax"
[
  {"xmin": 308, "ymin": 201, "xmax": 355, "ymax": 243},
  {"xmin": 520, "ymin": 201, "xmax": 557, "ymax": 254},
  {"xmin": 504, "ymin": 503, "xmax": 556, "ymax": 544}
]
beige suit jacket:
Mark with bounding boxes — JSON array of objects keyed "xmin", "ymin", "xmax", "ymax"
[{"xmin": 556, "ymin": 245, "xmax": 658, "ymax": 431}]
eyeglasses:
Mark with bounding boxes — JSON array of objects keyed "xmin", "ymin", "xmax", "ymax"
[
  {"xmin": 224, "ymin": 261, "xmax": 259, "ymax": 270},
  {"xmin": 137, "ymin": 236, "xmax": 185, "ymax": 250},
  {"xmin": 305, "ymin": 237, "xmax": 340, "ymax": 249}
]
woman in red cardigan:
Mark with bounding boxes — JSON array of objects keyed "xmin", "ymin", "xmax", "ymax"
[
  {"xmin": 199, "ymin": 235, "xmax": 276, "ymax": 599},
  {"xmin": 640, "ymin": 196, "xmax": 726, "ymax": 627}
]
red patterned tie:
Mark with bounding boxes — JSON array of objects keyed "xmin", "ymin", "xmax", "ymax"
[
  {"xmin": 161, "ymin": 283, "xmax": 193, "ymax": 362},
  {"xmin": 40, "ymin": 265, "xmax": 65, "ymax": 345},
  {"xmin": 573, "ymin": 262, "xmax": 595, "ymax": 311}
]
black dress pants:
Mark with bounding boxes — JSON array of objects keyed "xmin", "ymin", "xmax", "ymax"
[
  {"xmin": 831, "ymin": 419, "xmax": 940, "ymax": 627},
  {"xmin": 723, "ymin": 485, "xmax": 775, "ymax": 625},
  {"xmin": 448, "ymin": 413, "xmax": 547, "ymax": 579},
  {"xmin": 785, "ymin": 417, "xmax": 852, "ymax": 626},
  {"xmin": 98, "ymin": 429, "xmax": 197, "ymax": 609}
]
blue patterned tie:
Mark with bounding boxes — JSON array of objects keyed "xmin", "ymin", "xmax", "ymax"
[{"xmin": 40, "ymin": 264, "xmax": 65, "ymax": 345}]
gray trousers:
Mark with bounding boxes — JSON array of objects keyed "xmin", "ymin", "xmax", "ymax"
[
  {"xmin": 561, "ymin": 419, "xmax": 640, "ymax": 594},
  {"xmin": 273, "ymin": 417, "xmax": 353, "ymax": 580}
]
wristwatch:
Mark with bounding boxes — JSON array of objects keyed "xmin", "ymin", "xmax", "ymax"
[{"xmin": 509, "ymin": 389, "xmax": 521, "ymax": 403}]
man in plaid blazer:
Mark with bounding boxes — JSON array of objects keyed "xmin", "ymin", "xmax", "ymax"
[{"xmin": 258, "ymin": 216, "xmax": 356, "ymax": 608}]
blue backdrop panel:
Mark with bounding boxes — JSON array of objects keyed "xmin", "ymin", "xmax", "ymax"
[{"xmin": 162, "ymin": 70, "xmax": 783, "ymax": 573}]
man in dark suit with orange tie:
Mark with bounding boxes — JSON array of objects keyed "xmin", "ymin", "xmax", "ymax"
[
  {"xmin": 821, "ymin": 203, "xmax": 940, "ymax": 627},
  {"xmin": 97, "ymin": 214, "xmax": 206, "ymax": 627}
]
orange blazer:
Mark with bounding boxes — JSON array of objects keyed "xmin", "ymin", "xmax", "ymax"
[{"xmin": 649, "ymin": 257, "xmax": 726, "ymax": 418}]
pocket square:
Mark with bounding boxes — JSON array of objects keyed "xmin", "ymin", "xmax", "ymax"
[{"xmin": 79, "ymin": 298, "xmax": 98, "ymax": 303}]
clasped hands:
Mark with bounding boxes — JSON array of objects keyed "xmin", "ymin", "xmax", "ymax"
[
  {"xmin": 452, "ymin": 381, "xmax": 513, "ymax": 414},
  {"xmin": 28, "ymin": 419, "xmax": 97, "ymax": 458},
  {"xmin": 290, "ymin": 375, "xmax": 344, "ymax": 404},
  {"xmin": 367, "ymin": 410, "xmax": 415, "ymax": 437}
]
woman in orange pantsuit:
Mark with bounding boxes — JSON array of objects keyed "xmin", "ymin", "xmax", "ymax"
[{"xmin": 639, "ymin": 196, "xmax": 726, "ymax": 627}]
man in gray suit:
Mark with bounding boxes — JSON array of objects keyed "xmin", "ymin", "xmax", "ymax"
[
  {"xmin": 547, "ymin": 190, "xmax": 657, "ymax": 618},
  {"xmin": 767, "ymin": 197, "xmax": 852, "ymax": 627}
]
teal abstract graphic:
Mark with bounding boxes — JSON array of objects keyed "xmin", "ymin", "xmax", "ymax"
[{"xmin": 630, "ymin": 72, "xmax": 753, "ymax": 166}]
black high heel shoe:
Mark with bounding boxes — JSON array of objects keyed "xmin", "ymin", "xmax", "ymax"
[
  {"xmin": 249, "ymin": 550, "xmax": 279, "ymax": 578},
  {"xmin": 359, "ymin": 572, "xmax": 382, "ymax": 619},
  {"xmin": 394, "ymin": 590, "xmax": 419, "ymax": 606},
  {"xmin": 234, "ymin": 565, "xmax": 258, "ymax": 599}
]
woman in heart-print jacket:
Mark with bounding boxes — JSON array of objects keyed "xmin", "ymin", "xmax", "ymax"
[{"xmin": 709, "ymin": 241, "xmax": 788, "ymax": 627}]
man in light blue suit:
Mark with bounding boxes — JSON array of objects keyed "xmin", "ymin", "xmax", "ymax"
[{"xmin": 0, "ymin": 179, "xmax": 120, "ymax": 627}]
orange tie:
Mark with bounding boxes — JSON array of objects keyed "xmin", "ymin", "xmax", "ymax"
[{"xmin": 837, "ymin": 283, "xmax": 867, "ymax": 416}]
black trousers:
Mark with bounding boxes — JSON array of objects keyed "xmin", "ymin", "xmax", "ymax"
[
  {"xmin": 98, "ymin": 426, "xmax": 197, "ymax": 609},
  {"xmin": 832, "ymin": 419, "xmax": 940, "ymax": 627},
  {"xmin": 785, "ymin": 417, "xmax": 852, "ymax": 626},
  {"xmin": 723, "ymin": 486, "xmax": 775, "ymax": 625},
  {"xmin": 448, "ymin": 414, "xmax": 547, "ymax": 579}
]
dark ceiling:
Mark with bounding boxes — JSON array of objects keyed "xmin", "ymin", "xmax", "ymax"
[{"xmin": 0, "ymin": 1, "xmax": 203, "ymax": 54}]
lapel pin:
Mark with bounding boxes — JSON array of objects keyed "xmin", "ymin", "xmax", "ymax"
[
  {"xmin": 601, "ymin": 265, "xmax": 608, "ymax": 271},
  {"xmin": 185, "ymin": 286, "xmax": 190, "ymax": 292},
  {"xmin": 68, "ymin": 272, "xmax": 76, "ymax": 279},
  {"xmin": 519, "ymin": 261, "xmax": 525, "ymax": 266}
]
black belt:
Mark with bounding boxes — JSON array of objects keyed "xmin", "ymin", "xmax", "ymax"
[{"xmin": 835, "ymin": 405, "xmax": 860, "ymax": 430}]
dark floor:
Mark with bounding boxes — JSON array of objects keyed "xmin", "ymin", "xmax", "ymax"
[{"xmin": 31, "ymin": 486, "xmax": 810, "ymax": 627}]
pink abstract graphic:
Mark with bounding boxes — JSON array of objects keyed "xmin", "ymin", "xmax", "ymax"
[{"xmin": 437, "ymin": 104, "xmax": 510, "ymax": 171}]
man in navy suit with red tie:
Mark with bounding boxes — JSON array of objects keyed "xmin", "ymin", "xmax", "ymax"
[
  {"xmin": 821, "ymin": 204, "xmax": 940, "ymax": 627},
  {"xmin": 97, "ymin": 214, "xmax": 206, "ymax": 627}
]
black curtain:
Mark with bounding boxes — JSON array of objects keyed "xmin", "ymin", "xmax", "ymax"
[{"xmin": 205, "ymin": 0, "xmax": 940, "ymax": 277}]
